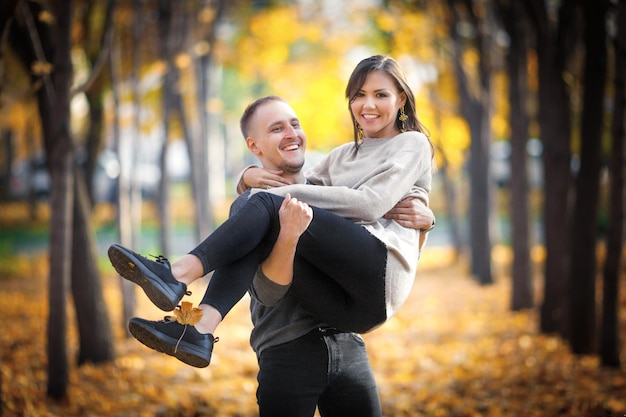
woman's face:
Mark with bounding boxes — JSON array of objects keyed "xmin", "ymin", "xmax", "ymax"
[{"xmin": 350, "ymin": 70, "xmax": 407, "ymax": 139}]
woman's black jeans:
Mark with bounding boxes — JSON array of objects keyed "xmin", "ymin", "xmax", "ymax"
[{"xmin": 194, "ymin": 192, "xmax": 387, "ymax": 333}]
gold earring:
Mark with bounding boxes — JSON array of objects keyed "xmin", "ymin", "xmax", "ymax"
[
  {"xmin": 399, "ymin": 106, "xmax": 408, "ymax": 132},
  {"xmin": 357, "ymin": 123, "xmax": 364, "ymax": 141}
]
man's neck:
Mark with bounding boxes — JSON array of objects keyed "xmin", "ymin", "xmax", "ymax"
[{"xmin": 284, "ymin": 171, "xmax": 306, "ymax": 185}]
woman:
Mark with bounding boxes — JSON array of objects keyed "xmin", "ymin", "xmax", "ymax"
[{"xmin": 108, "ymin": 55, "xmax": 434, "ymax": 367}]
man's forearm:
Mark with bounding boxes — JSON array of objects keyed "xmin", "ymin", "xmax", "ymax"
[{"xmin": 260, "ymin": 230, "xmax": 299, "ymax": 286}]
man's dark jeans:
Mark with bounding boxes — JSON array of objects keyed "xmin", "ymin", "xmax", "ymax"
[{"xmin": 256, "ymin": 329, "xmax": 382, "ymax": 417}]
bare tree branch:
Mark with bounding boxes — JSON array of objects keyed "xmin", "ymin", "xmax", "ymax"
[
  {"xmin": 71, "ymin": 0, "xmax": 117, "ymax": 97},
  {"xmin": 19, "ymin": 0, "xmax": 55, "ymax": 103}
]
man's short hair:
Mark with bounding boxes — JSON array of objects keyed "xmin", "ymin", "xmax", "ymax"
[{"xmin": 240, "ymin": 95, "xmax": 287, "ymax": 139}]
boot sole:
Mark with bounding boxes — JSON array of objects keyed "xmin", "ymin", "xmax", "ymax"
[
  {"xmin": 108, "ymin": 244, "xmax": 181, "ymax": 311},
  {"xmin": 128, "ymin": 320, "xmax": 211, "ymax": 368}
]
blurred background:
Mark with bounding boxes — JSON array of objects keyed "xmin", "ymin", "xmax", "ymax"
[{"xmin": 0, "ymin": 0, "xmax": 624, "ymax": 416}]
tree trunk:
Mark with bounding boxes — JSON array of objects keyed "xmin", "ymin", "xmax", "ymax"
[
  {"xmin": 524, "ymin": 0, "xmax": 577, "ymax": 338},
  {"xmin": 0, "ymin": 0, "xmax": 19, "ymax": 103},
  {"xmin": 78, "ymin": 0, "xmax": 115, "ymax": 204},
  {"xmin": 129, "ymin": 0, "xmax": 143, "ymax": 252},
  {"xmin": 157, "ymin": 0, "xmax": 178, "ymax": 257},
  {"xmin": 467, "ymin": 103, "xmax": 493, "ymax": 285},
  {"xmin": 40, "ymin": 0, "xmax": 75, "ymax": 400},
  {"xmin": 72, "ymin": 14, "xmax": 115, "ymax": 361},
  {"xmin": 190, "ymin": 0, "xmax": 229, "ymax": 240},
  {"xmin": 447, "ymin": 0, "xmax": 494, "ymax": 285},
  {"xmin": 84, "ymin": 90, "xmax": 105, "ymax": 204},
  {"xmin": 0, "ymin": 130, "xmax": 14, "ymax": 201},
  {"xmin": 500, "ymin": 0, "xmax": 533, "ymax": 310},
  {"xmin": 434, "ymin": 145, "xmax": 463, "ymax": 259},
  {"xmin": 71, "ymin": 170, "xmax": 115, "ymax": 364},
  {"xmin": 46, "ymin": 143, "xmax": 74, "ymax": 400},
  {"xmin": 600, "ymin": 0, "xmax": 625, "ymax": 368},
  {"xmin": 10, "ymin": 0, "xmax": 115, "ymax": 369},
  {"xmin": 568, "ymin": 0, "xmax": 608, "ymax": 354},
  {"xmin": 109, "ymin": 11, "xmax": 135, "ymax": 335}
]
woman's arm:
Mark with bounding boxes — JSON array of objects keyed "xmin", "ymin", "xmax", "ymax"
[
  {"xmin": 236, "ymin": 166, "xmax": 292, "ymax": 194},
  {"xmin": 257, "ymin": 133, "xmax": 432, "ymax": 222}
]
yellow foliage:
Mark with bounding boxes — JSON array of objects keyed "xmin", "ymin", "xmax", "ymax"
[
  {"xmin": 492, "ymin": 72, "xmax": 510, "ymax": 139},
  {"xmin": 194, "ymin": 40, "xmax": 211, "ymax": 57},
  {"xmin": 31, "ymin": 60, "xmax": 53, "ymax": 76},
  {"xmin": 391, "ymin": 12, "xmax": 437, "ymax": 61},
  {"xmin": 227, "ymin": 5, "xmax": 358, "ymax": 151},
  {"xmin": 438, "ymin": 115, "xmax": 471, "ymax": 170},
  {"xmin": 175, "ymin": 53, "xmax": 193, "ymax": 70},
  {"xmin": 376, "ymin": 11, "xmax": 396, "ymax": 33},
  {"xmin": 38, "ymin": 10, "xmax": 56, "ymax": 24},
  {"xmin": 234, "ymin": 7, "xmax": 300, "ymax": 81},
  {"xmin": 1, "ymin": 253, "xmax": 625, "ymax": 416},
  {"xmin": 198, "ymin": 7, "xmax": 215, "ymax": 24},
  {"xmin": 463, "ymin": 49, "xmax": 480, "ymax": 70},
  {"xmin": 287, "ymin": 65, "xmax": 351, "ymax": 151}
]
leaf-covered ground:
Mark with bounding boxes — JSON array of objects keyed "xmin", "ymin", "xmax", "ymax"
[{"xmin": 1, "ymin": 248, "xmax": 625, "ymax": 417}]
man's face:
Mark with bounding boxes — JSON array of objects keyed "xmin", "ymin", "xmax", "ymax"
[{"xmin": 246, "ymin": 100, "xmax": 307, "ymax": 174}]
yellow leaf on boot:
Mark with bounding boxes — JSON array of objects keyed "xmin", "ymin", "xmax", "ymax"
[{"xmin": 173, "ymin": 301, "xmax": 203, "ymax": 325}]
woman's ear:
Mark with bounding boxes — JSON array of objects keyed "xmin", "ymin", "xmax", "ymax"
[{"xmin": 400, "ymin": 91, "xmax": 407, "ymax": 108}]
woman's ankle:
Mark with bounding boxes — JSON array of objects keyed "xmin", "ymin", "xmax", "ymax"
[
  {"xmin": 171, "ymin": 254, "xmax": 204, "ymax": 286},
  {"xmin": 194, "ymin": 304, "xmax": 222, "ymax": 335}
]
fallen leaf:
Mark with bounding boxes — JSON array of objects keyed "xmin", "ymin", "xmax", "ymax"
[{"xmin": 173, "ymin": 301, "xmax": 203, "ymax": 325}]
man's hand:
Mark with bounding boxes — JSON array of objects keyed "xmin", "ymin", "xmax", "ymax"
[
  {"xmin": 260, "ymin": 194, "xmax": 312, "ymax": 287},
  {"xmin": 243, "ymin": 167, "xmax": 294, "ymax": 189},
  {"xmin": 384, "ymin": 197, "xmax": 435, "ymax": 231},
  {"xmin": 278, "ymin": 193, "xmax": 313, "ymax": 241}
]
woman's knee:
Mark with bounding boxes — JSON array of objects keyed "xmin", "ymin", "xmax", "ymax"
[{"xmin": 249, "ymin": 192, "xmax": 283, "ymax": 212}]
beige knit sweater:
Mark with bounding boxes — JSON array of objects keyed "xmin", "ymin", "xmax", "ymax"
[{"xmin": 252, "ymin": 131, "xmax": 433, "ymax": 320}]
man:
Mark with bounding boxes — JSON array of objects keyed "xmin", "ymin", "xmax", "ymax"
[
  {"xmin": 229, "ymin": 95, "xmax": 435, "ymax": 416},
  {"xmin": 122, "ymin": 96, "xmax": 435, "ymax": 416}
]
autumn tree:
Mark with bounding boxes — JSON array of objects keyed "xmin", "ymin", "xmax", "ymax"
[
  {"xmin": 495, "ymin": 0, "xmax": 534, "ymax": 310},
  {"xmin": 155, "ymin": 0, "xmax": 182, "ymax": 257},
  {"xmin": 113, "ymin": 0, "xmax": 146, "ymax": 333},
  {"xmin": 365, "ymin": 2, "xmax": 465, "ymax": 260},
  {"xmin": 568, "ymin": 0, "xmax": 609, "ymax": 355},
  {"xmin": 384, "ymin": 0, "xmax": 498, "ymax": 282},
  {"xmin": 70, "ymin": 0, "xmax": 116, "ymax": 366},
  {"xmin": 444, "ymin": 0, "xmax": 495, "ymax": 285},
  {"xmin": 5, "ymin": 0, "xmax": 116, "ymax": 397},
  {"xmin": 107, "ymin": 0, "xmax": 136, "ymax": 333},
  {"xmin": 0, "ymin": 1, "xmax": 19, "ymax": 103},
  {"xmin": 600, "ymin": 0, "xmax": 625, "ymax": 368},
  {"xmin": 30, "ymin": 0, "xmax": 75, "ymax": 399},
  {"xmin": 523, "ymin": 0, "xmax": 578, "ymax": 338},
  {"xmin": 189, "ymin": 0, "xmax": 231, "ymax": 240},
  {"xmin": 0, "ymin": 0, "xmax": 19, "ymax": 407}
]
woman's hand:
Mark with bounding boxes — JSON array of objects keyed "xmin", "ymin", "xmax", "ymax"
[
  {"xmin": 384, "ymin": 197, "xmax": 435, "ymax": 231},
  {"xmin": 243, "ymin": 167, "xmax": 294, "ymax": 190}
]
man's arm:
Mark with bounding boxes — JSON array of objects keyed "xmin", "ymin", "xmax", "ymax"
[
  {"xmin": 251, "ymin": 194, "xmax": 312, "ymax": 306},
  {"xmin": 384, "ymin": 197, "xmax": 435, "ymax": 230},
  {"xmin": 384, "ymin": 197, "xmax": 435, "ymax": 252},
  {"xmin": 260, "ymin": 194, "xmax": 312, "ymax": 285}
]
